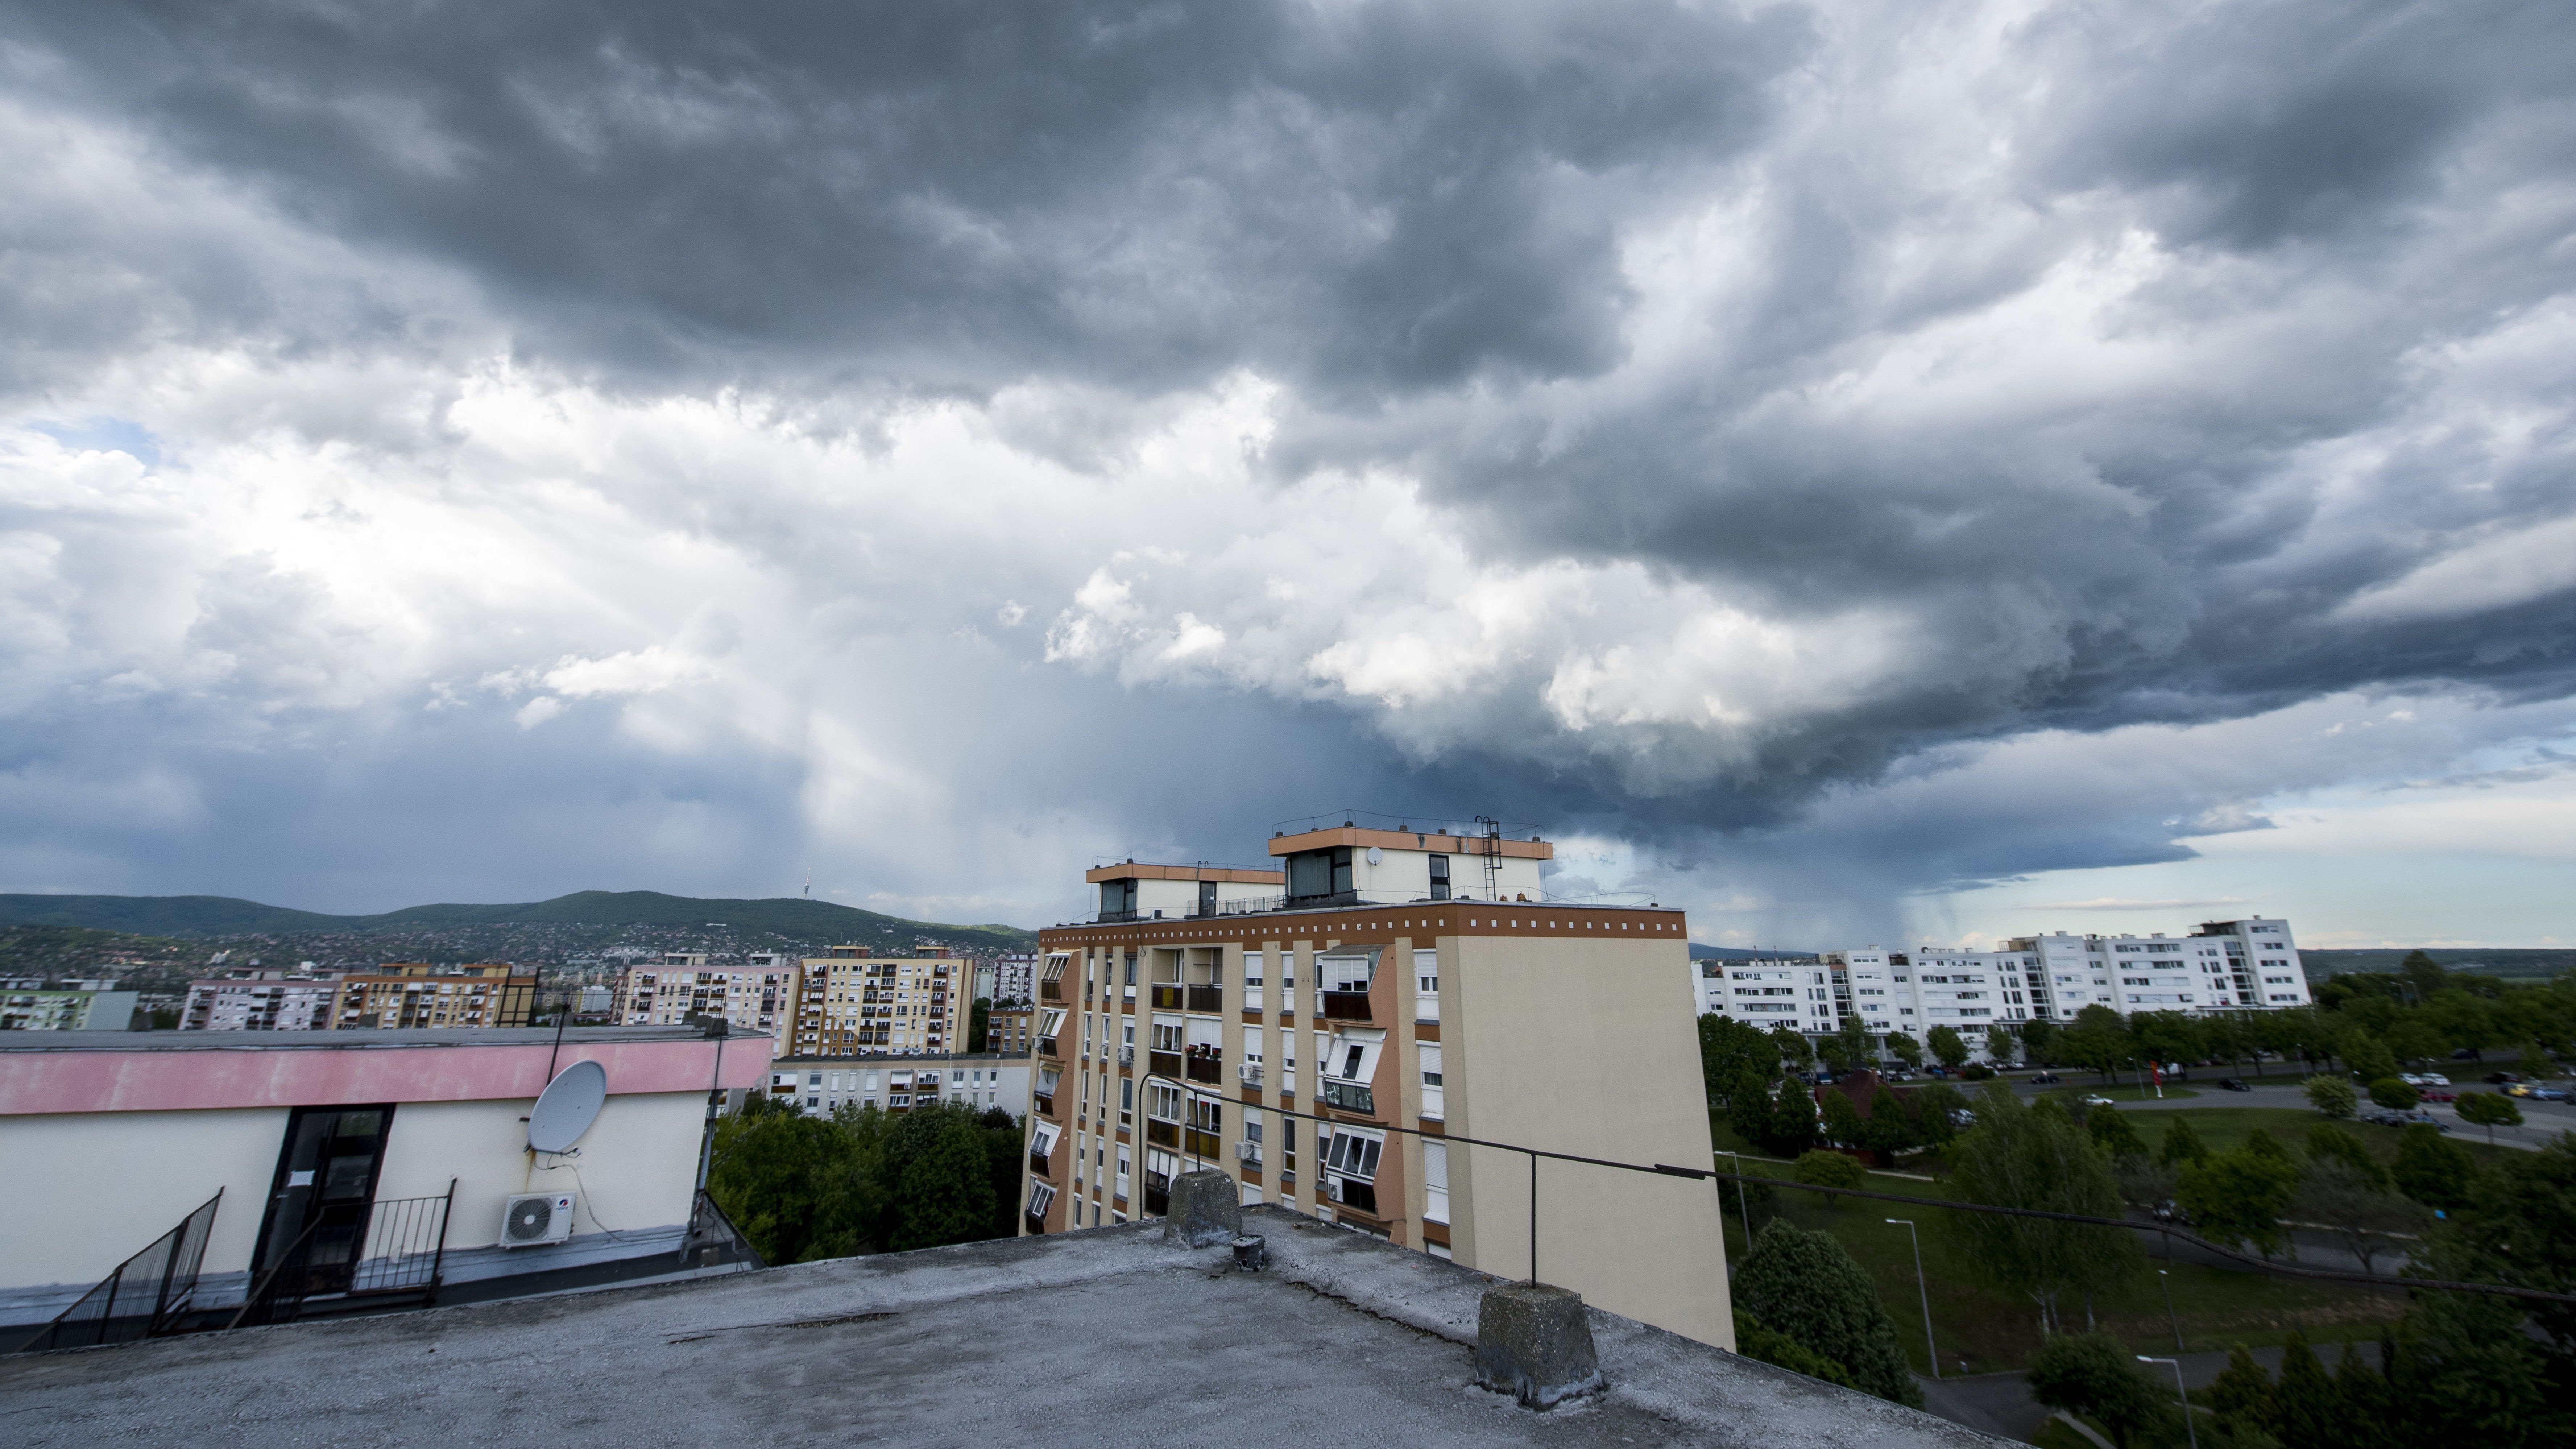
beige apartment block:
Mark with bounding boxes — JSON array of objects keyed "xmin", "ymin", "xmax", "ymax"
[
  {"xmin": 793, "ymin": 948, "xmax": 964, "ymax": 1057},
  {"xmin": 333, "ymin": 963, "xmax": 536, "ymax": 1030},
  {"xmin": 1022, "ymin": 822, "xmax": 1730, "ymax": 1349},
  {"xmin": 613, "ymin": 953, "xmax": 802, "ymax": 1056}
]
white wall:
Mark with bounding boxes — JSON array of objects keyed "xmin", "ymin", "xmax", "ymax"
[{"xmin": 381, "ymin": 1093, "xmax": 704, "ymax": 1251}]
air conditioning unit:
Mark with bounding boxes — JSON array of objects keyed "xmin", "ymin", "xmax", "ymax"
[
  {"xmin": 501, "ymin": 1192, "xmax": 577, "ymax": 1247},
  {"xmin": 1235, "ymin": 1142, "xmax": 1262, "ymax": 1164}
]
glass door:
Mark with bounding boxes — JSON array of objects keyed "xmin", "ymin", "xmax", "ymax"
[{"xmin": 253, "ymin": 1106, "xmax": 394, "ymax": 1295}]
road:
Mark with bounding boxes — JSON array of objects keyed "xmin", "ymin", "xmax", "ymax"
[
  {"xmin": 1918, "ymin": 1342, "xmax": 2386, "ymax": 1444},
  {"xmin": 1986, "ymin": 1073, "xmax": 2576, "ymax": 1152}
]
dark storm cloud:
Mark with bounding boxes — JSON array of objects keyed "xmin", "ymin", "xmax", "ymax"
[
  {"xmin": 6, "ymin": 0, "xmax": 2576, "ymax": 926},
  {"xmin": 3, "ymin": 0, "xmax": 1806, "ymax": 396}
]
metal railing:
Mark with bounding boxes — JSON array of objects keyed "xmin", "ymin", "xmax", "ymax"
[
  {"xmin": 680, "ymin": 1189, "xmax": 765, "ymax": 1271},
  {"xmin": 1320, "ymin": 1078, "xmax": 1375, "ymax": 1114},
  {"xmin": 1184, "ymin": 1051, "xmax": 1222, "ymax": 1085},
  {"xmin": 16, "ymin": 1191, "xmax": 221, "ymax": 1353},
  {"xmin": 229, "ymin": 1182, "xmax": 455, "ymax": 1329},
  {"xmin": 1150, "ymin": 985, "xmax": 1184, "ymax": 1010},
  {"xmin": 1185, "ymin": 985, "xmax": 1223, "ymax": 1013},
  {"xmin": 1149, "ymin": 1050, "xmax": 1183, "ymax": 1079}
]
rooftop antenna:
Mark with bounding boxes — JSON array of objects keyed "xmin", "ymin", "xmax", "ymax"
[{"xmin": 803, "ymin": 867, "xmax": 812, "ymax": 900}]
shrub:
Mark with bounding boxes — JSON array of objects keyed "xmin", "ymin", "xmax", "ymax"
[
  {"xmin": 2368, "ymin": 1077, "xmax": 2420, "ymax": 1111},
  {"xmin": 2026, "ymin": 1332, "xmax": 2175, "ymax": 1449},
  {"xmin": 1731, "ymin": 1220, "xmax": 1923, "ymax": 1406},
  {"xmin": 2303, "ymin": 1075, "xmax": 2357, "ymax": 1119},
  {"xmin": 1795, "ymin": 1147, "xmax": 1869, "ymax": 1200}
]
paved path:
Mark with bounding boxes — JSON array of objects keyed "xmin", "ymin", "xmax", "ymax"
[{"xmin": 1995, "ymin": 1075, "xmax": 2576, "ymax": 1151}]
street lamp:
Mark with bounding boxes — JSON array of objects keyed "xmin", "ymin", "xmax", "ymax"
[
  {"xmin": 1885, "ymin": 1218, "xmax": 1939, "ymax": 1379},
  {"xmin": 2158, "ymin": 1268, "xmax": 2182, "ymax": 1352},
  {"xmin": 2140, "ymin": 1356, "xmax": 2196, "ymax": 1449}
]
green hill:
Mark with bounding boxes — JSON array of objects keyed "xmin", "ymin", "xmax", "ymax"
[{"xmin": 0, "ymin": 891, "xmax": 1037, "ymax": 952}]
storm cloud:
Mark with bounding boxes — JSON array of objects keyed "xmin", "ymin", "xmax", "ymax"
[{"xmin": 3, "ymin": 0, "xmax": 2573, "ymax": 942}]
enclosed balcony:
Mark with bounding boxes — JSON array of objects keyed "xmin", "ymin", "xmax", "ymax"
[
  {"xmin": 1321, "ymin": 991, "xmax": 1371, "ymax": 1021},
  {"xmin": 1320, "ymin": 1078, "xmax": 1375, "ymax": 1114},
  {"xmin": 1184, "ymin": 1047, "xmax": 1222, "ymax": 1085}
]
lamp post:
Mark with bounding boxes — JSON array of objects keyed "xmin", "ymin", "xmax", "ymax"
[
  {"xmin": 2140, "ymin": 1356, "xmax": 2196, "ymax": 1449},
  {"xmin": 2158, "ymin": 1268, "xmax": 2182, "ymax": 1352},
  {"xmin": 1885, "ymin": 1217, "xmax": 1939, "ymax": 1379}
]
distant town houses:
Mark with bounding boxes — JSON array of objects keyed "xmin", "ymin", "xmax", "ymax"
[
  {"xmin": 1695, "ymin": 916, "xmax": 2318, "ymax": 1051},
  {"xmin": 0, "ymin": 979, "xmax": 141, "ymax": 1032},
  {"xmin": 766, "ymin": 1052, "xmax": 1030, "ymax": 1117},
  {"xmin": 177, "ymin": 962, "xmax": 539, "ymax": 1033}
]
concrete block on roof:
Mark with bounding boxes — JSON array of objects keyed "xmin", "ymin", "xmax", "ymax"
[
  {"xmin": 1475, "ymin": 1280, "xmax": 1604, "ymax": 1409},
  {"xmin": 1162, "ymin": 1168, "xmax": 1241, "ymax": 1247}
]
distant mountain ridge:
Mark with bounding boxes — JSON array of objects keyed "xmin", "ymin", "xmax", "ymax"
[{"xmin": 0, "ymin": 890, "xmax": 1036, "ymax": 952}]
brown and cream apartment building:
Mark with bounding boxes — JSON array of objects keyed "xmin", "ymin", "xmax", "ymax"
[{"xmin": 1019, "ymin": 818, "xmax": 1732, "ymax": 1349}]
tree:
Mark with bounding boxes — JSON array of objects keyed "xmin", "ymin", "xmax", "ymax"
[
  {"xmin": 2274, "ymin": 1332, "xmax": 2337, "ymax": 1449},
  {"xmin": 967, "ymin": 996, "xmax": 992, "ymax": 1052},
  {"xmin": 1731, "ymin": 1220, "xmax": 1923, "ymax": 1406},
  {"xmin": 2062, "ymin": 1005, "xmax": 2136, "ymax": 1084},
  {"xmin": 1771, "ymin": 1023, "xmax": 1816, "ymax": 1074},
  {"xmin": 2293, "ymin": 1158, "xmax": 2428, "ymax": 1276},
  {"xmin": 2330, "ymin": 1342, "xmax": 2390, "ymax": 1449},
  {"xmin": 1732, "ymin": 1310, "xmax": 1857, "ymax": 1389},
  {"xmin": 1817, "ymin": 1034, "xmax": 1852, "ymax": 1074},
  {"xmin": 2341, "ymin": 1031, "xmax": 2400, "ymax": 1085},
  {"xmin": 2442, "ymin": 1088, "xmax": 2524, "ymax": 1144},
  {"xmin": 2304, "ymin": 1074, "xmax": 2357, "ymax": 1119},
  {"xmin": 2304, "ymin": 1123, "xmax": 2387, "ymax": 1190},
  {"xmin": 707, "ymin": 1094, "xmax": 869, "ymax": 1264},
  {"xmin": 1728, "ymin": 1068, "xmax": 1777, "ymax": 1151},
  {"xmin": 2452, "ymin": 1133, "xmax": 2575, "ymax": 1362},
  {"xmin": 2158, "ymin": 1116, "xmax": 2211, "ymax": 1168},
  {"xmin": 1862, "ymin": 1085, "xmax": 1916, "ymax": 1157},
  {"xmin": 2517, "ymin": 1041, "xmax": 2553, "ymax": 1080},
  {"xmin": 2026, "ymin": 1332, "xmax": 2174, "ymax": 1449},
  {"xmin": 883, "ymin": 1104, "xmax": 1000, "ymax": 1250},
  {"xmin": 1945, "ymin": 1086, "xmax": 2140, "ymax": 1334},
  {"xmin": 1820, "ymin": 1089, "xmax": 1867, "ymax": 1150},
  {"xmin": 1885, "ymin": 1031, "xmax": 1924, "ymax": 1069},
  {"xmin": 2132, "ymin": 1011, "xmax": 2204, "ymax": 1077},
  {"xmin": 2368, "ymin": 1077, "xmax": 2420, "ymax": 1111},
  {"xmin": 2386, "ymin": 1017, "xmax": 2447, "ymax": 1067},
  {"xmin": 2390, "ymin": 1123, "xmax": 2477, "ymax": 1210},
  {"xmin": 1926, "ymin": 1024, "xmax": 1970, "ymax": 1071},
  {"xmin": 707, "ymin": 1097, "xmax": 1025, "ymax": 1263},
  {"xmin": 1701, "ymin": 1014, "xmax": 1780, "ymax": 1105},
  {"xmin": 2087, "ymin": 1105, "xmax": 2147, "ymax": 1162},
  {"xmin": 2426, "ymin": 989, "xmax": 2495, "ymax": 1060},
  {"xmin": 1765, "ymin": 1075, "xmax": 1820, "ymax": 1156},
  {"xmin": 1795, "ymin": 1147, "xmax": 1868, "ymax": 1198},
  {"xmin": 2397, "ymin": 949, "xmax": 2447, "ymax": 998},
  {"xmin": 2177, "ymin": 1139, "xmax": 2303, "ymax": 1256},
  {"xmin": 2020, "ymin": 1018, "xmax": 2060, "ymax": 1063},
  {"xmin": 1833, "ymin": 1017, "xmax": 1874, "ymax": 1071},
  {"xmin": 2206, "ymin": 1342, "xmax": 2278, "ymax": 1440},
  {"xmin": 1985, "ymin": 1022, "xmax": 2019, "ymax": 1066},
  {"xmin": 1909, "ymin": 1082, "xmax": 1969, "ymax": 1146}
]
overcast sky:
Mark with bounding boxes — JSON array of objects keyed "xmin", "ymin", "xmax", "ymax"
[{"xmin": 5, "ymin": 0, "xmax": 2573, "ymax": 948}]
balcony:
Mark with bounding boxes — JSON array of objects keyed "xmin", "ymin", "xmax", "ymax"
[
  {"xmin": 1149, "ymin": 1050, "xmax": 1183, "ymax": 1079},
  {"xmin": 1040, "ymin": 981, "xmax": 1063, "ymax": 1002},
  {"xmin": 1321, "ymin": 991, "xmax": 1372, "ymax": 1022},
  {"xmin": 1185, "ymin": 985, "xmax": 1223, "ymax": 1013},
  {"xmin": 1029, "ymin": 1147, "xmax": 1052, "ymax": 1175},
  {"xmin": 1033, "ymin": 1094, "xmax": 1055, "ymax": 1118},
  {"xmin": 1146, "ymin": 1120, "xmax": 1179, "ymax": 1148},
  {"xmin": 1185, "ymin": 1128, "xmax": 1222, "ymax": 1158},
  {"xmin": 1036, "ymin": 1038, "xmax": 1059, "ymax": 1058},
  {"xmin": 1150, "ymin": 985, "xmax": 1184, "ymax": 1010},
  {"xmin": 1143, "ymin": 1183, "xmax": 1170, "ymax": 1216},
  {"xmin": 1327, "ymin": 1177, "xmax": 1379, "ymax": 1216},
  {"xmin": 1320, "ymin": 1078, "xmax": 1375, "ymax": 1115}
]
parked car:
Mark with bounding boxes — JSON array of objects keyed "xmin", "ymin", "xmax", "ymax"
[
  {"xmin": 2532, "ymin": 1087, "xmax": 2571, "ymax": 1102},
  {"xmin": 2029, "ymin": 1072, "xmax": 2062, "ymax": 1085},
  {"xmin": 2082, "ymin": 1094, "xmax": 2117, "ymax": 1108},
  {"xmin": 2420, "ymin": 1073, "xmax": 2451, "ymax": 1087},
  {"xmin": 2399, "ymin": 1073, "xmax": 2427, "ymax": 1086},
  {"xmin": 2452, "ymin": 1047, "xmax": 2480, "ymax": 1060},
  {"xmin": 2420, "ymin": 1090, "xmax": 2456, "ymax": 1103},
  {"xmin": 2216, "ymin": 1077, "xmax": 2252, "ymax": 1092},
  {"xmin": 2486, "ymin": 1073, "xmax": 2525, "ymax": 1085},
  {"xmin": 2152, "ymin": 1199, "xmax": 2191, "ymax": 1226}
]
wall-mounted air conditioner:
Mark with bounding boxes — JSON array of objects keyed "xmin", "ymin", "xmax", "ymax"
[{"xmin": 501, "ymin": 1192, "xmax": 577, "ymax": 1247}]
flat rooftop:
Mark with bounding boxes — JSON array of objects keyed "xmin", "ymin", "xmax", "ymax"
[
  {"xmin": 0, "ymin": 1206, "xmax": 1998, "ymax": 1448},
  {"xmin": 0, "ymin": 1024, "xmax": 750, "ymax": 1054}
]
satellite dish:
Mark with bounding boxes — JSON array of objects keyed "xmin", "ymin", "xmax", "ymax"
[{"xmin": 528, "ymin": 1059, "xmax": 608, "ymax": 1153}]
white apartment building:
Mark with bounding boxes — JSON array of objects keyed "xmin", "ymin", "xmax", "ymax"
[
  {"xmin": 180, "ymin": 972, "xmax": 338, "ymax": 1031},
  {"xmin": 1696, "ymin": 918, "xmax": 2314, "ymax": 1048},
  {"xmin": 767, "ymin": 1052, "xmax": 1029, "ymax": 1117},
  {"xmin": 613, "ymin": 953, "xmax": 802, "ymax": 1057}
]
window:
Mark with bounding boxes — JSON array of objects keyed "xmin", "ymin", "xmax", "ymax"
[
  {"xmin": 1325, "ymin": 1127, "xmax": 1383, "ymax": 1181},
  {"xmin": 1428, "ymin": 854, "xmax": 1450, "ymax": 900},
  {"xmin": 1120, "ymin": 1077, "xmax": 1134, "ymax": 1126},
  {"xmin": 1116, "ymin": 1145, "xmax": 1131, "ymax": 1196},
  {"xmin": 1422, "ymin": 1139, "xmax": 1450, "ymax": 1224},
  {"xmin": 1030, "ymin": 1121, "xmax": 1061, "ymax": 1159},
  {"xmin": 1148, "ymin": 1083, "xmax": 1183, "ymax": 1122},
  {"xmin": 1099, "ymin": 879, "xmax": 1137, "ymax": 917}
]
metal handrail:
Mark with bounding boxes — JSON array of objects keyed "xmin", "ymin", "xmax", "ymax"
[{"xmin": 15, "ymin": 1191, "xmax": 221, "ymax": 1353}]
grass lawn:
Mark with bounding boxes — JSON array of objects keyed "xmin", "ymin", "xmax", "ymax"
[{"xmin": 1707, "ymin": 1104, "xmax": 2421, "ymax": 1375}]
